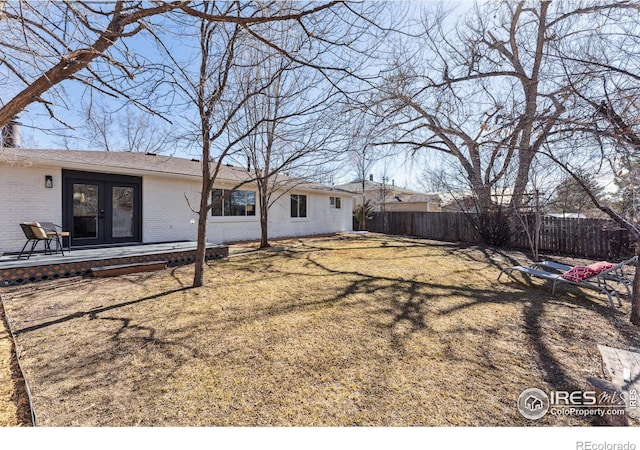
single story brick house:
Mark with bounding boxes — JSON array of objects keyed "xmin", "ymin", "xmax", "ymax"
[{"xmin": 0, "ymin": 148, "xmax": 354, "ymax": 254}]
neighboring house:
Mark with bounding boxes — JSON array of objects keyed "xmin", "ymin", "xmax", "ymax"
[
  {"xmin": 439, "ymin": 190, "xmax": 517, "ymax": 213},
  {"xmin": 439, "ymin": 193, "xmax": 479, "ymax": 213},
  {"xmin": 334, "ymin": 177, "xmax": 441, "ymax": 213},
  {"xmin": 0, "ymin": 148, "xmax": 354, "ymax": 254},
  {"xmin": 383, "ymin": 193, "xmax": 442, "ymax": 213},
  {"xmin": 546, "ymin": 212, "xmax": 587, "ymax": 219}
]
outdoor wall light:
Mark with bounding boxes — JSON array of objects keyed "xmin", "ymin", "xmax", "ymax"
[{"xmin": 44, "ymin": 175, "xmax": 53, "ymax": 188}]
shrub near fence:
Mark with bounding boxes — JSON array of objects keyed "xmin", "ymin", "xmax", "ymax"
[{"xmin": 367, "ymin": 211, "xmax": 635, "ymax": 260}]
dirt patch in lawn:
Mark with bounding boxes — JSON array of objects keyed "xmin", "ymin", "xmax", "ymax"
[
  {"xmin": 0, "ymin": 297, "xmax": 31, "ymax": 426},
  {"xmin": 1, "ymin": 234, "xmax": 639, "ymax": 426}
]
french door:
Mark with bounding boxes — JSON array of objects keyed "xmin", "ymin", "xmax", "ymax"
[{"xmin": 62, "ymin": 170, "xmax": 142, "ymax": 247}]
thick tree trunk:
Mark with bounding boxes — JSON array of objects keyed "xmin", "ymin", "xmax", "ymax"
[
  {"xmin": 511, "ymin": 149, "xmax": 535, "ymax": 210},
  {"xmin": 193, "ymin": 161, "xmax": 211, "ymax": 288},
  {"xmin": 473, "ymin": 182, "xmax": 493, "ymax": 214},
  {"xmin": 260, "ymin": 217, "xmax": 270, "ymax": 249},
  {"xmin": 259, "ymin": 202, "xmax": 270, "ymax": 249},
  {"xmin": 193, "ymin": 210, "xmax": 208, "ymax": 288},
  {"xmin": 193, "ymin": 122, "xmax": 212, "ymax": 287},
  {"xmin": 258, "ymin": 187, "xmax": 270, "ymax": 249}
]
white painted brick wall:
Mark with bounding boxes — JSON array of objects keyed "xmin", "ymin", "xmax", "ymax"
[
  {"xmin": 0, "ymin": 164, "xmax": 62, "ymax": 253},
  {"xmin": 267, "ymin": 192, "xmax": 354, "ymax": 239},
  {"xmin": 1, "ymin": 163, "xmax": 354, "ymax": 253},
  {"xmin": 142, "ymin": 175, "xmax": 201, "ymax": 243},
  {"xmin": 143, "ymin": 179, "xmax": 353, "ymax": 244}
]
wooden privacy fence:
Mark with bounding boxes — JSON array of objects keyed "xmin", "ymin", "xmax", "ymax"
[{"xmin": 366, "ymin": 211, "xmax": 635, "ymax": 260}]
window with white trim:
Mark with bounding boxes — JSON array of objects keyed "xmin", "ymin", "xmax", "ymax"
[
  {"xmin": 330, "ymin": 196, "xmax": 342, "ymax": 209},
  {"xmin": 211, "ymin": 189, "xmax": 256, "ymax": 216}
]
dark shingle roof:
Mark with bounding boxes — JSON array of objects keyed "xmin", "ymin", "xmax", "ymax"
[
  {"xmin": 0, "ymin": 148, "xmax": 353, "ymax": 194},
  {"xmin": 0, "ymin": 148, "xmax": 250, "ymax": 180}
]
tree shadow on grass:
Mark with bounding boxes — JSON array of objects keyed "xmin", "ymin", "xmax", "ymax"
[
  {"xmin": 253, "ymin": 252, "xmax": 528, "ymax": 351},
  {"xmin": 12, "ymin": 287, "xmax": 190, "ymax": 337},
  {"xmin": 5, "ymin": 235, "xmax": 639, "ymax": 425},
  {"xmin": 235, "ymin": 243, "xmax": 639, "ymax": 425}
]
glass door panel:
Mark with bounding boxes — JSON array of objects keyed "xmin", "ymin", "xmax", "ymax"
[
  {"xmin": 111, "ymin": 186, "xmax": 134, "ymax": 238},
  {"xmin": 64, "ymin": 170, "xmax": 141, "ymax": 246},
  {"xmin": 72, "ymin": 183, "xmax": 99, "ymax": 239}
]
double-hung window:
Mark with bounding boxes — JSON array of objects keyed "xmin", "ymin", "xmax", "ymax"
[
  {"xmin": 291, "ymin": 194, "xmax": 307, "ymax": 218},
  {"xmin": 211, "ymin": 189, "xmax": 256, "ymax": 216},
  {"xmin": 330, "ymin": 196, "xmax": 342, "ymax": 209}
]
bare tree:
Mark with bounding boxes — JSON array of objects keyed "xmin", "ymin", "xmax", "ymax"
[
  {"xmin": 549, "ymin": 172, "xmax": 606, "ymax": 217},
  {"xmin": 79, "ymin": 102, "xmax": 172, "ymax": 153},
  {"xmin": 371, "ymin": 1, "xmax": 633, "ymax": 240},
  {"xmin": 169, "ymin": 1, "xmax": 376, "ymax": 287},
  {"xmin": 170, "ymin": 3, "xmax": 256, "ymax": 288},
  {"xmin": 0, "ymin": 1, "xmax": 188, "ymax": 129},
  {"xmin": 83, "ymin": 102, "xmax": 114, "ymax": 152},
  {"xmin": 338, "ymin": 107, "xmax": 388, "ymax": 230},
  {"xmin": 0, "ymin": 1, "xmax": 346, "ymax": 130},
  {"xmin": 1, "ymin": 0, "xmax": 394, "ymax": 288},
  {"xmin": 234, "ymin": 40, "xmax": 342, "ymax": 248},
  {"xmin": 539, "ymin": 2, "xmax": 640, "ymax": 325},
  {"xmin": 509, "ymin": 154, "xmax": 560, "ymax": 261}
]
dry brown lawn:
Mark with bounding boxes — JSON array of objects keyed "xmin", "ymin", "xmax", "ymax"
[
  {"xmin": 1, "ymin": 233, "xmax": 639, "ymax": 426},
  {"xmin": 0, "ymin": 300, "xmax": 30, "ymax": 426},
  {"xmin": 0, "ymin": 306, "xmax": 18, "ymax": 426}
]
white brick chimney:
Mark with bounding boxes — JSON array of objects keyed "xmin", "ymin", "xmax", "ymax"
[{"xmin": 1, "ymin": 119, "xmax": 20, "ymax": 148}]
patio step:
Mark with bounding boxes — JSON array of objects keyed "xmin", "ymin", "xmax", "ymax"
[{"xmin": 90, "ymin": 260, "xmax": 168, "ymax": 278}]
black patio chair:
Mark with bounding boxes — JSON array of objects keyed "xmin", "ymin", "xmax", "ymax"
[{"xmin": 17, "ymin": 222, "xmax": 53, "ymax": 259}]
